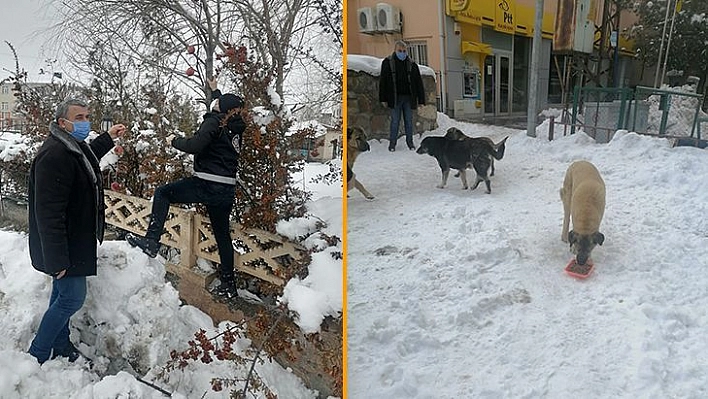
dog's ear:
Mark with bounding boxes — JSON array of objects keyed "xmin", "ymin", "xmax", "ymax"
[
  {"xmin": 568, "ymin": 231, "xmax": 577, "ymax": 245},
  {"xmin": 593, "ymin": 232, "xmax": 605, "ymax": 246}
]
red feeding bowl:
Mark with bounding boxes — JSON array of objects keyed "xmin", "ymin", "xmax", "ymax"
[{"xmin": 565, "ymin": 258, "xmax": 595, "ymax": 279}]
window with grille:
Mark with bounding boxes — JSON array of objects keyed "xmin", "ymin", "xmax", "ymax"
[
  {"xmin": 407, "ymin": 41, "xmax": 428, "ymax": 66},
  {"xmin": 1, "ymin": 86, "xmax": 8, "ymax": 94}
]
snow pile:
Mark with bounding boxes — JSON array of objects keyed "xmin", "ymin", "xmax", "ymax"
[
  {"xmin": 277, "ymin": 162, "xmax": 343, "ymax": 333},
  {"xmin": 0, "ymin": 233, "xmax": 317, "ymax": 398},
  {"xmin": 280, "ymin": 248, "xmax": 343, "ymax": 334},
  {"xmin": 645, "ymin": 84, "xmax": 707, "ymax": 136},
  {"xmin": 347, "ymin": 112, "xmax": 708, "ymax": 398},
  {"xmin": 347, "ymin": 54, "xmax": 437, "ymax": 78}
]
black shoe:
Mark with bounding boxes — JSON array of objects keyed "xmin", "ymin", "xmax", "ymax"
[
  {"xmin": 408, "ymin": 145, "xmax": 415, "ymax": 150},
  {"xmin": 388, "ymin": 147, "xmax": 395, "ymax": 152},
  {"xmin": 52, "ymin": 342, "xmax": 81, "ymax": 363},
  {"xmin": 213, "ymin": 279, "xmax": 238, "ymax": 299},
  {"xmin": 126, "ymin": 233, "xmax": 160, "ymax": 258}
]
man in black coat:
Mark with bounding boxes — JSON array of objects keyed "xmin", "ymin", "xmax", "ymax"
[
  {"xmin": 127, "ymin": 77, "xmax": 246, "ymax": 299},
  {"xmin": 28, "ymin": 98, "xmax": 126, "ymax": 364},
  {"xmin": 379, "ymin": 40, "xmax": 426, "ymax": 152}
]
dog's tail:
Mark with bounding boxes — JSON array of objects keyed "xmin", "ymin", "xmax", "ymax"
[{"xmin": 492, "ymin": 136, "xmax": 508, "ymax": 160}]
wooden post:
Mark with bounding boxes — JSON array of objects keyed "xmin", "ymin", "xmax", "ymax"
[
  {"xmin": 180, "ymin": 210, "xmax": 197, "ymax": 270},
  {"xmin": 549, "ymin": 116, "xmax": 555, "ymax": 141}
]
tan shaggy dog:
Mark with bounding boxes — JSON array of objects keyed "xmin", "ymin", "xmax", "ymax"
[
  {"xmin": 347, "ymin": 126, "xmax": 374, "ymax": 199},
  {"xmin": 560, "ymin": 160, "xmax": 606, "ymax": 265}
]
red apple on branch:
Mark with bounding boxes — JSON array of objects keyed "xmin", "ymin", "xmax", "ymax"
[
  {"xmin": 114, "ymin": 145, "xmax": 124, "ymax": 156},
  {"xmin": 110, "ymin": 182, "xmax": 122, "ymax": 191},
  {"xmin": 187, "ymin": 45, "xmax": 195, "ymax": 54},
  {"xmin": 186, "ymin": 67, "xmax": 195, "ymax": 76}
]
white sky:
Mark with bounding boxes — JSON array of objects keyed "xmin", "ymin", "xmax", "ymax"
[{"xmin": 0, "ymin": 0, "xmax": 64, "ymax": 83}]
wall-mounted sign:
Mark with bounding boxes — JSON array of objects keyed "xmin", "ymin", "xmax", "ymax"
[
  {"xmin": 450, "ymin": 0, "xmax": 470, "ymax": 12},
  {"xmin": 495, "ymin": 0, "xmax": 515, "ymax": 34}
]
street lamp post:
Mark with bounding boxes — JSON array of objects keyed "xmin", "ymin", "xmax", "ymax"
[{"xmin": 101, "ymin": 116, "xmax": 113, "ymax": 133}]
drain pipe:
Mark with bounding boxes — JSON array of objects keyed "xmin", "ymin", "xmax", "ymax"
[{"xmin": 438, "ymin": 0, "xmax": 447, "ymax": 114}]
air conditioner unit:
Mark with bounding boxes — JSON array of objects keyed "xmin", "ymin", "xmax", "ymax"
[
  {"xmin": 376, "ymin": 3, "xmax": 402, "ymax": 33},
  {"xmin": 357, "ymin": 7, "xmax": 377, "ymax": 34}
]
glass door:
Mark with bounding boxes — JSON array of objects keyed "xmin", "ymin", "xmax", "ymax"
[
  {"xmin": 484, "ymin": 56, "xmax": 495, "ymax": 114},
  {"xmin": 484, "ymin": 52, "xmax": 513, "ymax": 116}
]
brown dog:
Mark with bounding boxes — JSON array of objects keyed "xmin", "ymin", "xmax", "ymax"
[
  {"xmin": 347, "ymin": 127, "xmax": 374, "ymax": 199},
  {"xmin": 560, "ymin": 161, "xmax": 606, "ymax": 265}
]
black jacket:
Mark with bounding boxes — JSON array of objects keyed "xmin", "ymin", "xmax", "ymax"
[
  {"xmin": 172, "ymin": 90, "xmax": 246, "ymax": 185},
  {"xmin": 379, "ymin": 54, "xmax": 426, "ymax": 109},
  {"xmin": 29, "ymin": 122, "xmax": 115, "ymax": 277}
]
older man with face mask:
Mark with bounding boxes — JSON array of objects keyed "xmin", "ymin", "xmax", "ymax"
[
  {"xmin": 28, "ymin": 98, "xmax": 125, "ymax": 364},
  {"xmin": 378, "ymin": 40, "xmax": 426, "ymax": 152}
]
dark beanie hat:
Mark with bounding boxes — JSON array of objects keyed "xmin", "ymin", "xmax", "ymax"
[{"xmin": 219, "ymin": 93, "xmax": 244, "ymax": 114}]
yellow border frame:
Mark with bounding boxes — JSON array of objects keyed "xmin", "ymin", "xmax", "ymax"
[{"xmin": 341, "ymin": 0, "xmax": 349, "ymax": 397}]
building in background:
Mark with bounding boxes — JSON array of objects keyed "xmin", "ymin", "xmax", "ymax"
[
  {"xmin": 348, "ymin": 0, "xmax": 644, "ymax": 122},
  {"xmin": 0, "ymin": 81, "xmax": 52, "ymax": 132}
]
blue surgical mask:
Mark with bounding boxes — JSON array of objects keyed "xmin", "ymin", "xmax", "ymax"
[
  {"xmin": 395, "ymin": 50, "xmax": 407, "ymax": 61},
  {"xmin": 66, "ymin": 120, "xmax": 91, "ymax": 141}
]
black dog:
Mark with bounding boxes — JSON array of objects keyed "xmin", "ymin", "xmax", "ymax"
[
  {"xmin": 444, "ymin": 127, "xmax": 507, "ymax": 176},
  {"xmin": 416, "ymin": 136, "xmax": 505, "ymax": 194}
]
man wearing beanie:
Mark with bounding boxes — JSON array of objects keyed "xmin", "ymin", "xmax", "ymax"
[{"xmin": 127, "ymin": 77, "xmax": 246, "ymax": 299}]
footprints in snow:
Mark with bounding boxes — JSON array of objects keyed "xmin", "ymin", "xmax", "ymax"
[{"xmin": 373, "ymin": 245, "xmax": 418, "ymax": 258}]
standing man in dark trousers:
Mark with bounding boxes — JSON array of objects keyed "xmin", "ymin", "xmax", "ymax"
[
  {"xmin": 379, "ymin": 40, "xmax": 426, "ymax": 152},
  {"xmin": 127, "ymin": 77, "xmax": 246, "ymax": 299},
  {"xmin": 28, "ymin": 98, "xmax": 126, "ymax": 364}
]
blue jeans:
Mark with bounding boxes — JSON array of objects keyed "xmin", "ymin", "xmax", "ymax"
[
  {"xmin": 389, "ymin": 94, "xmax": 414, "ymax": 149},
  {"xmin": 29, "ymin": 276, "xmax": 86, "ymax": 363},
  {"xmin": 146, "ymin": 177, "xmax": 236, "ymax": 278}
]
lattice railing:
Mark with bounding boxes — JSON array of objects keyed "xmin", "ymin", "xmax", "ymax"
[{"xmin": 104, "ymin": 190, "xmax": 303, "ymax": 286}]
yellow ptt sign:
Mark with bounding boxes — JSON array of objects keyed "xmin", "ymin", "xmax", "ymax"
[{"xmin": 495, "ymin": 0, "xmax": 516, "ymax": 34}]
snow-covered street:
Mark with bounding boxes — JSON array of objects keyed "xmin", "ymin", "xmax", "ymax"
[{"xmin": 346, "ymin": 113, "xmax": 708, "ymax": 398}]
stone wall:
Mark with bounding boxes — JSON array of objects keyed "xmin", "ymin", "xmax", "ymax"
[{"xmin": 347, "ymin": 70, "xmax": 438, "ymax": 142}]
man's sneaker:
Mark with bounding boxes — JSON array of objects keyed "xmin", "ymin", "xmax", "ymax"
[
  {"xmin": 52, "ymin": 342, "xmax": 81, "ymax": 363},
  {"xmin": 388, "ymin": 147, "xmax": 395, "ymax": 152},
  {"xmin": 126, "ymin": 233, "xmax": 160, "ymax": 258},
  {"xmin": 213, "ymin": 279, "xmax": 238, "ymax": 299}
]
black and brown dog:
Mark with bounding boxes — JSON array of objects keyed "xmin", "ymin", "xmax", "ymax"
[
  {"xmin": 347, "ymin": 126, "xmax": 374, "ymax": 199},
  {"xmin": 416, "ymin": 130, "xmax": 507, "ymax": 194}
]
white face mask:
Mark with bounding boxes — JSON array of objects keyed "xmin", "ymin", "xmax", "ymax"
[{"xmin": 210, "ymin": 99, "xmax": 219, "ymax": 112}]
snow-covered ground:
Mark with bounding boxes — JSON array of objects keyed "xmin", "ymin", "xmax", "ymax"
[
  {"xmin": 0, "ymin": 161, "xmax": 342, "ymax": 399},
  {"xmin": 346, "ymin": 113, "xmax": 708, "ymax": 398}
]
